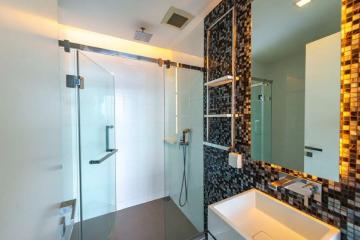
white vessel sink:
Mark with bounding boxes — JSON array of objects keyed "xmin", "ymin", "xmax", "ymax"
[{"xmin": 208, "ymin": 189, "xmax": 340, "ymax": 240}]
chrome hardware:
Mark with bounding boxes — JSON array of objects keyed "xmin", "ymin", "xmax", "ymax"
[
  {"xmin": 106, "ymin": 125, "xmax": 115, "ymax": 151},
  {"xmin": 269, "ymin": 172, "xmax": 298, "ymax": 190},
  {"xmin": 203, "ymin": 142, "xmax": 229, "ymax": 151},
  {"xmin": 300, "ymin": 181, "xmax": 322, "ymax": 207},
  {"xmin": 179, "ymin": 128, "xmax": 191, "ymax": 146},
  {"xmin": 304, "ymin": 146, "xmax": 322, "ymax": 158},
  {"xmin": 89, "ymin": 149, "xmax": 118, "ymax": 165},
  {"xmin": 269, "ymin": 172, "xmax": 322, "ymax": 207},
  {"xmin": 59, "ymin": 199, "xmax": 76, "ymax": 239},
  {"xmin": 90, "ymin": 125, "xmax": 118, "ymax": 164},
  {"xmin": 66, "ymin": 75, "xmax": 84, "ymax": 89},
  {"xmin": 305, "ymin": 151, "xmax": 313, "ymax": 157},
  {"xmin": 302, "ymin": 182, "xmax": 319, "ymax": 193},
  {"xmin": 304, "ymin": 146, "xmax": 323, "ymax": 152}
]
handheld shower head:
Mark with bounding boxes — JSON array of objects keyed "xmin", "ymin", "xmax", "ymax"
[
  {"xmin": 180, "ymin": 128, "xmax": 191, "ymax": 146},
  {"xmin": 179, "ymin": 128, "xmax": 191, "ymax": 207}
]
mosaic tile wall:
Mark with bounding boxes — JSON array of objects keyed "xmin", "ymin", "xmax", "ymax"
[
  {"xmin": 203, "ymin": 0, "xmax": 360, "ymax": 239},
  {"xmin": 207, "ymin": 117, "xmax": 231, "ymax": 146},
  {"xmin": 208, "ymin": 10, "xmax": 233, "ymax": 81},
  {"xmin": 208, "ymin": 85, "xmax": 232, "ymax": 114}
]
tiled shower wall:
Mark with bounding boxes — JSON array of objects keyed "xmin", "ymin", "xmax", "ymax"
[{"xmin": 203, "ymin": 0, "xmax": 360, "ymax": 239}]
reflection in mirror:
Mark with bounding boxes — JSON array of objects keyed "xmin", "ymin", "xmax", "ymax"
[{"xmin": 251, "ymin": 0, "xmax": 341, "ymax": 181}]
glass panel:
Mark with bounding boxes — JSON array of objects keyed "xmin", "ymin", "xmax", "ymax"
[
  {"xmin": 251, "ymin": 84, "xmax": 263, "ymax": 160},
  {"xmin": 262, "ymin": 83, "xmax": 272, "ymax": 161},
  {"xmin": 78, "ymin": 51, "xmax": 116, "ymax": 236},
  {"xmin": 164, "ymin": 67, "xmax": 204, "ymax": 239},
  {"xmin": 113, "ymin": 58, "xmax": 165, "ymax": 211},
  {"xmin": 251, "ymin": 80, "xmax": 272, "ymax": 161},
  {"xmin": 60, "ymin": 48, "xmax": 82, "ymax": 240}
]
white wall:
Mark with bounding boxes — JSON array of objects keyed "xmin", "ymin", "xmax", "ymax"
[
  {"xmin": 114, "ymin": 56, "xmax": 165, "ymax": 209},
  {"xmin": 116, "ymin": 58, "xmax": 165, "ymax": 210},
  {"xmin": 172, "ymin": 20, "xmax": 204, "ymax": 58},
  {"xmin": 0, "ymin": 1, "xmax": 62, "ymax": 239},
  {"xmin": 304, "ymin": 32, "xmax": 340, "ymax": 181}
]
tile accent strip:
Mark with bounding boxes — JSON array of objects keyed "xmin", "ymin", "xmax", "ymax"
[{"xmin": 203, "ymin": 0, "xmax": 360, "ymax": 239}]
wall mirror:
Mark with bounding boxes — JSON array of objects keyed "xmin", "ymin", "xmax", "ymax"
[{"xmin": 251, "ymin": 0, "xmax": 341, "ymax": 181}]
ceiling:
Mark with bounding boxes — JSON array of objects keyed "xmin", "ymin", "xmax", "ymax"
[
  {"xmin": 59, "ymin": 0, "xmax": 221, "ymax": 57},
  {"xmin": 253, "ymin": 0, "xmax": 341, "ymax": 63},
  {"xmin": 59, "ymin": 0, "xmax": 340, "ymax": 61}
]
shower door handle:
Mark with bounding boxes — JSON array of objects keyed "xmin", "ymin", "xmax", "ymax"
[
  {"xmin": 106, "ymin": 125, "xmax": 115, "ymax": 152},
  {"xmin": 89, "ymin": 125, "xmax": 117, "ymax": 164},
  {"xmin": 89, "ymin": 149, "xmax": 118, "ymax": 165}
]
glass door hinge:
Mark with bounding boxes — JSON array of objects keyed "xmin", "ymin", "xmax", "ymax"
[{"xmin": 66, "ymin": 75, "xmax": 84, "ymax": 89}]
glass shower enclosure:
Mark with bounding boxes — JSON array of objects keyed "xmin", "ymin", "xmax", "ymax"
[
  {"xmin": 62, "ymin": 47, "xmax": 204, "ymax": 240},
  {"xmin": 71, "ymin": 51, "xmax": 117, "ymax": 240},
  {"xmin": 164, "ymin": 66, "xmax": 204, "ymax": 239}
]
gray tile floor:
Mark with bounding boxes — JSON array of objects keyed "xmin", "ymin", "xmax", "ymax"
[{"xmin": 71, "ymin": 198, "xmax": 200, "ymax": 240}]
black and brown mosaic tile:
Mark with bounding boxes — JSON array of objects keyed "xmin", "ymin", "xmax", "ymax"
[{"xmin": 203, "ymin": 0, "xmax": 360, "ymax": 239}]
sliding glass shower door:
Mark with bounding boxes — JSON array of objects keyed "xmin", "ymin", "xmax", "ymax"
[
  {"xmin": 77, "ymin": 51, "xmax": 116, "ymax": 238},
  {"xmin": 164, "ymin": 66, "xmax": 204, "ymax": 239}
]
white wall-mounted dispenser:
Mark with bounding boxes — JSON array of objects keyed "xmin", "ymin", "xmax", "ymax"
[{"xmin": 228, "ymin": 152, "xmax": 243, "ymax": 169}]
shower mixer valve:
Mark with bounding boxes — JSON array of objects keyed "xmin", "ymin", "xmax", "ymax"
[{"xmin": 180, "ymin": 128, "xmax": 191, "ymax": 145}]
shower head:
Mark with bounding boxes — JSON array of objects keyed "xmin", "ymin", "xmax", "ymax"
[{"xmin": 134, "ymin": 27, "xmax": 153, "ymax": 43}]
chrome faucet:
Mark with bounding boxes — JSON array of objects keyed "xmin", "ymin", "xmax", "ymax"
[
  {"xmin": 302, "ymin": 182, "xmax": 319, "ymax": 193},
  {"xmin": 269, "ymin": 173, "xmax": 299, "ymax": 190},
  {"xmin": 301, "ymin": 182, "xmax": 321, "ymax": 207},
  {"xmin": 269, "ymin": 172, "xmax": 322, "ymax": 207}
]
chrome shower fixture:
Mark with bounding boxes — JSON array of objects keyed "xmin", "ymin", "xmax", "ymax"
[
  {"xmin": 180, "ymin": 128, "xmax": 191, "ymax": 146},
  {"xmin": 179, "ymin": 128, "xmax": 191, "ymax": 207},
  {"xmin": 134, "ymin": 27, "xmax": 153, "ymax": 43}
]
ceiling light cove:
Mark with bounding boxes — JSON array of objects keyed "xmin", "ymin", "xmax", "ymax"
[{"xmin": 296, "ymin": 0, "xmax": 312, "ymax": 7}]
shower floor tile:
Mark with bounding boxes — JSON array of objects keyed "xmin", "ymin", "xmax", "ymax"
[{"xmin": 70, "ymin": 197, "xmax": 199, "ymax": 240}]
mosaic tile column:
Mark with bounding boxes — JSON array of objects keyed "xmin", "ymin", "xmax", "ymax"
[
  {"xmin": 339, "ymin": 0, "xmax": 360, "ymax": 238},
  {"xmin": 204, "ymin": 0, "xmax": 360, "ymax": 239}
]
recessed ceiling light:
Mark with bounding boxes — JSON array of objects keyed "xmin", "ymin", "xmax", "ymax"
[{"xmin": 296, "ymin": 0, "xmax": 312, "ymax": 7}]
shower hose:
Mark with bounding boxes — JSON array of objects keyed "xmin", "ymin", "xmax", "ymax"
[{"xmin": 179, "ymin": 144, "xmax": 188, "ymax": 207}]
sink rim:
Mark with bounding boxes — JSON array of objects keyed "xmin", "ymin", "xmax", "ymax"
[{"xmin": 209, "ymin": 188, "xmax": 340, "ymax": 239}]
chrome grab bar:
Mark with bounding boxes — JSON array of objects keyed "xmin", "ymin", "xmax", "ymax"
[
  {"xmin": 203, "ymin": 142, "xmax": 230, "ymax": 151},
  {"xmin": 89, "ymin": 149, "xmax": 118, "ymax": 165}
]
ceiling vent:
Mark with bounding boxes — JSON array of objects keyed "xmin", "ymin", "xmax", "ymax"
[{"xmin": 162, "ymin": 7, "xmax": 194, "ymax": 30}]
